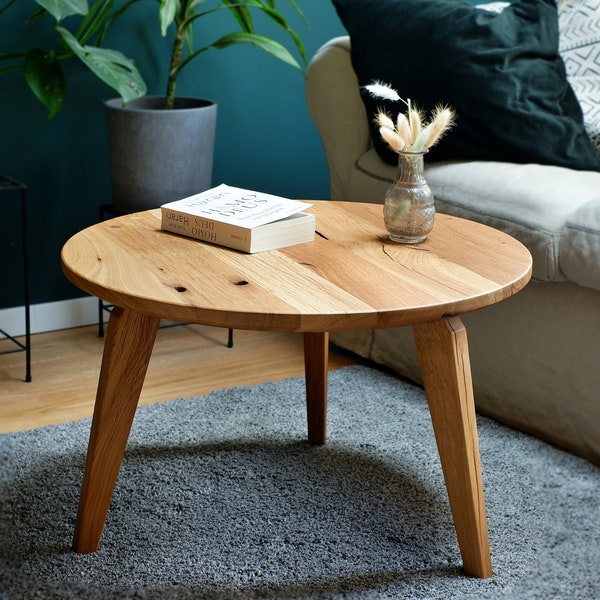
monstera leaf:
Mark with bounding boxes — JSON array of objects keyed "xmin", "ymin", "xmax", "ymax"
[
  {"xmin": 34, "ymin": 0, "xmax": 88, "ymax": 21},
  {"xmin": 23, "ymin": 49, "xmax": 67, "ymax": 119},
  {"xmin": 58, "ymin": 27, "xmax": 146, "ymax": 103}
]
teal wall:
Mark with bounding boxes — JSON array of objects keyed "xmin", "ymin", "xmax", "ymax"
[{"xmin": 0, "ymin": 2, "xmax": 346, "ymax": 309}]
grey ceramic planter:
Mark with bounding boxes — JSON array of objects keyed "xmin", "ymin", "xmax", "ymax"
[{"xmin": 105, "ymin": 96, "xmax": 217, "ymax": 213}]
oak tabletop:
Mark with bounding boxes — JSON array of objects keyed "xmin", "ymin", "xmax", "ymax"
[{"xmin": 61, "ymin": 201, "xmax": 532, "ymax": 332}]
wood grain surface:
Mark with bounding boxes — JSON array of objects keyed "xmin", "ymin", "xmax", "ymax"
[{"xmin": 61, "ymin": 202, "xmax": 532, "ymax": 332}]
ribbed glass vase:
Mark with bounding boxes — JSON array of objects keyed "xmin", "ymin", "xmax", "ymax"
[{"xmin": 383, "ymin": 150, "xmax": 435, "ymax": 243}]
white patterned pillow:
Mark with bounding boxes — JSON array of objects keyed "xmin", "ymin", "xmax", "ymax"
[{"xmin": 558, "ymin": 0, "xmax": 600, "ymax": 154}]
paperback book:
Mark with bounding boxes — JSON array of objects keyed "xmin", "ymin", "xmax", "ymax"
[{"xmin": 160, "ymin": 184, "xmax": 315, "ymax": 253}]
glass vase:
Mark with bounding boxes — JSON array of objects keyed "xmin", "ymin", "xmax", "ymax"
[{"xmin": 383, "ymin": 150, "xmax": 435, "ymax": 243}]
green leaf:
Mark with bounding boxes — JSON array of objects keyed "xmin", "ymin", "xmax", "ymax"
[
  {"xmin": 76, "ymin": 0, "xmax": 116, "ymax": 45},
  {"xmin": 211, "ymin": 32, "xmax": 302, "ymax": 69},
  {"xmin": 23, "ymin": 48, "xmax": 67, "ymax": 119},
  {"xmin": 35, "ymin": 0, "xmax": 89, "ymax": 22},
  {"xmin": 193, "ymin": 1, "xmax": 307, "ymax": 66},
  {"xmin": 221, "ymin": 0, "xmax": 253, "ymax": 33},
  {"xmin": 184, "ymin": 20, "xmax": 194, "ymax": 55},
  {"xmin": 159, "ymin": 0, "xmax": 178, "ymax": 36},
  {"xmin": 57, "ymin": 27, "xmax": 146, "ymax": 103}
]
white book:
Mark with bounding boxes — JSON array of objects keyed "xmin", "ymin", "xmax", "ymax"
[{"xmin": 160, "ymin": 184, "xmax": 315, "ymax": 253}]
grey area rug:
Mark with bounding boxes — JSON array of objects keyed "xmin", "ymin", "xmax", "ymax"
[{"xmin": 1, "ymin": 365, "xmax": 598, "ymax": 599}]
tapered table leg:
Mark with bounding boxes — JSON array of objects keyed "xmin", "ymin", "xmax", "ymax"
[
  {"xmin": 72, "ymin": 306, "xmax": 160, "ymax": 553},
  {"xmin": 412, "ymin": 316, "xmax": 493, "ymax": 579},
  {"xmin": 304, "ymin": 331, "xmax": 329, "ymax": 445}
]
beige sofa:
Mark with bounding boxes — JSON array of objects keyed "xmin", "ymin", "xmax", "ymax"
[{"xmin": 306, "ymin": 37, "xmax": 600, "ymax": 466}]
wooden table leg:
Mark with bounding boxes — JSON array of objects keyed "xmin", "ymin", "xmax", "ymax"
[
  {"xmin": 412, "ymin": 316, "xmax": 493, "ymax": 579},
  {"xmin": 304, "ymin": 331, "xmax": 329, "ymax": 445},
  {"xmin": 72, "ymin": 306, "xmax": 160, "ymax": 553}
]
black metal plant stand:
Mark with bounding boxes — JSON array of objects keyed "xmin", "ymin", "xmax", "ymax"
[
  {"xmin": 0, "ymin": 174, "xmax": 32, "ymax": 382},
  {"xmin": 97, "ymin": 203, "xmax": 233, "ymax": 347}
]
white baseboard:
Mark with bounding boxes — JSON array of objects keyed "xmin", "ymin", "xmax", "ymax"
[{"xmin": 0, "ymin": 296, "xmax": 103, "ymax": 336}]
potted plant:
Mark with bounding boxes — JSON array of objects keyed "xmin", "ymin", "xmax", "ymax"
[
  {"xmin": 108, "ymin": 0, "xmax": 308, "ymax": 211},
  {"xmin": 2, "ymin": 0, "xmax": 308, "ymax": 212}
]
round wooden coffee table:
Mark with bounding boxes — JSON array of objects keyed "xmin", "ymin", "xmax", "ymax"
[{"xmin": 61, "ymin": 201, "xmax": 532, "ymax": 578}]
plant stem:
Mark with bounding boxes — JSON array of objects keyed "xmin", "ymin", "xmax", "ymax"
[{"xmin": 165, "ymin": 20, "xmax": 185, "ymax": 109}]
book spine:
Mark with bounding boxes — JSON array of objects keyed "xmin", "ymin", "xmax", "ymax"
[{"xmin": 160, "ymin": 207, "xmax": 250, "ymax": 252}]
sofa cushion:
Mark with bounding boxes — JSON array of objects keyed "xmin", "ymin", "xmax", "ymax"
[
  {"xmin": 355, "ymin": 148, "xmax": 600, "ymax": 288},
  {"xmin": 560, "ymin": 198, "xmax": 600, "ymax": 291},
  {"xmin": 559, "ymin": 0, "xmax": 600, "ymax": 153},
  {"xmin": 332, "ymin": 0, "xmax": 600, "ymax": 172}
]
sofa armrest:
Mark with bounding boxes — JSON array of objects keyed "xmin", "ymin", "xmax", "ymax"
[{"xmin": 306, "ymin": 36, "xmax": 373, "ymax": 199}]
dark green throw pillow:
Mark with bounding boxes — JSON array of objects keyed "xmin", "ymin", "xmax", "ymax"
[{"xmin": 332, "ymin": 0, "xmax": 600, "ymax": 171}]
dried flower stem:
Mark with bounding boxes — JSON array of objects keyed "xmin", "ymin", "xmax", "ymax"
[{"xmin": 368, "ymin": 81, "xmax": 455, "ymax": 155}]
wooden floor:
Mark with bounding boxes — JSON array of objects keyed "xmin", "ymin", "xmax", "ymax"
[{"xmin": 0, "ymin": 323, "xmax": 357, "ymax": 433}]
